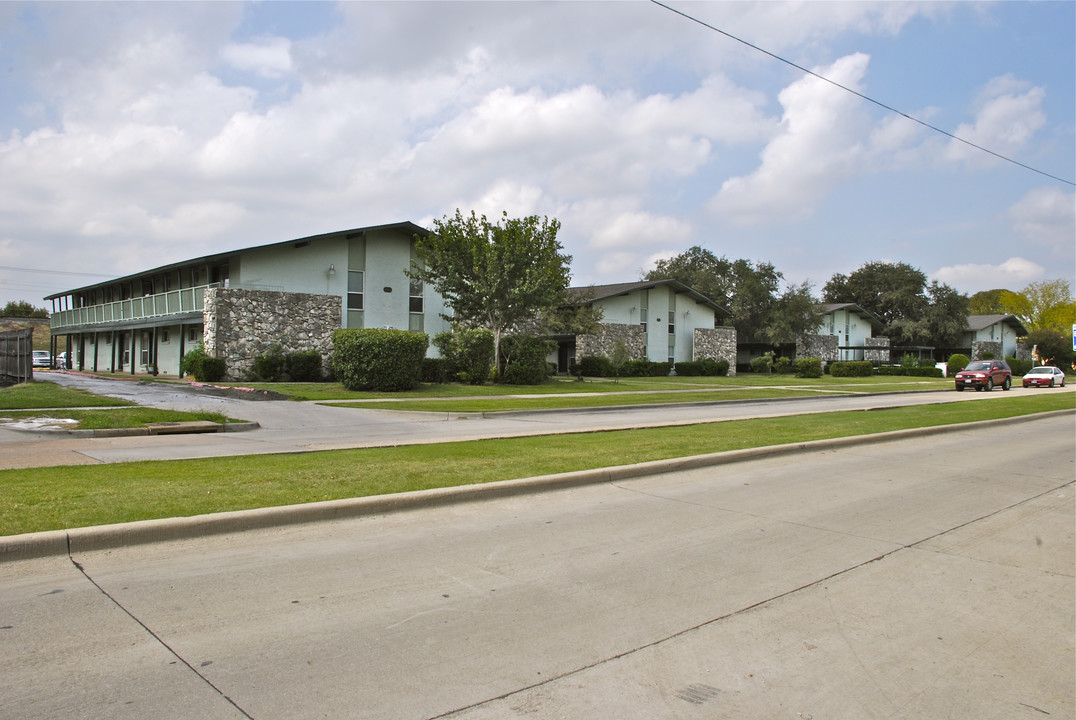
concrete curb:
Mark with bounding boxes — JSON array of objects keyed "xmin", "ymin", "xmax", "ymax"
[
  {"xmin": 2, "ymin": 409, "xmax": 1071, "ymax": 562},
  {"xmin": 2, "ymin": 420, "xmax": 260, "ymax": 438}
]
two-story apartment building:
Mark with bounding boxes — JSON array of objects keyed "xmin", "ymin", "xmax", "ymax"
[
  {"xmin": 46, "ymin": 222, "xmax": 452, "ymax": 378},
  {"xmin": 814, "ymin": 303, "xmax": 887, "ymax": 361}
]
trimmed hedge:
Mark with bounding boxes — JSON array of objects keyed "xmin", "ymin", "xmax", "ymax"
[
  {"xmin": 674, "ymin": 358, "xmax": 730, "ymax": 377},
  {"xmin": 286, "ymin": 350, "xmax": 323, "ymax": 382},
  {"xmin": 831, "ymin": 360, "xmax": 873, "ymax": 377},
  {"xmin": 181, "ymin": 342, "xmax": 227, "ymax": 382},
  {"xmin": 947, "ymin": 353, "xmax": 969, "ymax": 374},
  {"xmin": 875, "ymin": 366, "xmax": 944, "ymax": 378},
  {"xmin": 1006, "ymin": 356, "xmax": 1033, "ymax": 376},
  {"xmin": 574, "ymin": 356, "xmax": 673, "ymax": 378},
  {"xmin": 331, "ymin": 329, "xmax": 428, "ymax": 391},
  {"xmin": 433, "ymin": 328, "xmax": 494, "ymax": 385},
  {"xmin": 501, "ymin": 335, "xmax": 556, "ymax": 385},
  {"xmin": 794, "ymin": 357, "xmax": 823, "ymax": 378}
]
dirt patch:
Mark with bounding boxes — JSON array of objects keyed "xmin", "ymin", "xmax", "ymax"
[{"xmin": 186, "ymin": 382, "xmax": 292, "ymax": 401}]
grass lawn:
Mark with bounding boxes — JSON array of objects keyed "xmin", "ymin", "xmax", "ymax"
[
  {"xmin": 0, "ymin": 408, "xmax": 238, "ymax": 430},
  {"xmin": 1, "ymin": 393, "xmax": 1069, "ymax": 537},
  {"xmin": 0, "ymin": 381, "xmax": 132, "ymax": 410}
]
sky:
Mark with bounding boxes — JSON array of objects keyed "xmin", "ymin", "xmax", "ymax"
[{"xmin": 1, "ymin": 0, "xmax": 1073, "ymax": 311}]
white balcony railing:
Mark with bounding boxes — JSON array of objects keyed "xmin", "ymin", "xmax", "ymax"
[{"xmin": 50, "ymin": 284, "xmax": 214, "ymax": 331}]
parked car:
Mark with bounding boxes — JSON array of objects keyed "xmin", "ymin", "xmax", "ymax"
[
  {"xmin": 954, "ymin": 359, "xmax": 1012, "ymax": 391},
  {"xmin": 1022, "ymin": 366, "xmax": 1067, "ymax": 388},
  {"xmin": 32, "ymin": 350, "xmax": 51, "ymax": 368}
]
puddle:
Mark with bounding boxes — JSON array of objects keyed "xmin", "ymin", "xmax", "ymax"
[{"xmin": 0, "ymin": 417, "xmax": 80, "ymax": 431}]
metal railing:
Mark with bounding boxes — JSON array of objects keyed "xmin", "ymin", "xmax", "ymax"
[{"xmin": 50, "ymin": 284, "xmax": 215, "ymax": 331}]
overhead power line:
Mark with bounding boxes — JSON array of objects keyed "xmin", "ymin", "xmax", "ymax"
[
  {"xmin": 651, "ymin": 0, "xmax": 1075, "ymax": 187},
  {"xmin": 0, "ymin": 265, "xmax": 115, "ymax": 278}
]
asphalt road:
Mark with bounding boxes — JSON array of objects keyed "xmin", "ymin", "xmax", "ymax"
[
  {"xmin": 2, "ymin": 414, "xmax": 1072, "ymax": 720},
  {"xmin": 2, "ymin": 371, "xmax": 1071, "ymax": 468}
]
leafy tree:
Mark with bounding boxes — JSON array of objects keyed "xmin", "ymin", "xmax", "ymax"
[
  {"xmin": 528, "ymin": 289, "xmax": 604, "ymax": 336},
  {"xmin": 2, "ymin": 300, "xmax": 49, "ymax": 318},
  {"xmin": 922, "ymin": 281, "xmax": 970, "ymax": 349},
  {"xmin": 759, "ymin": 281, "xmax": 821, "ymax": 345},
  {"xmin": 823, "ymin": 261, "xmax": 928, "ymax": 330},
  {"xmin": 645, "ymin": 248, "xmax": 786, "ymax": 342},
  {"xmin": 968, "ymin": 289, "xmax": 1009, "ymax": 315},
  {"xmin": 1024, "ymin": 327, "xmax": 1074, "ymax": 368},
  {"xmin": 411, "ymin": 210, "xmax": 571, "ymax": 367},
  {"xmin": 1000, "ymin": 279, "xmax": 1075, "ymax": 333}
]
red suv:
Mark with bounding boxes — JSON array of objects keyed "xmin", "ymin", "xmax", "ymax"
[{"xmin": 954, "ymin": 360, "xmax": 1012, "ymax": 392}]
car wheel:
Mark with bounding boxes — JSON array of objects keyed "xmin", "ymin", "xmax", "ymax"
[
  {"xmin": 1002, "ymin": 377, "xmax": 1011, "ymax": 391},
  {"xmin": 956, "ymin": 385, "xmax": 965, "ymax": 391},
  {"xmin": 985, "ymin": 378, "xmax": 994, "ymax": 391},
  {"xmin": 1049, "ymin": 379, "xmax": 1055, "ymax": 388}
]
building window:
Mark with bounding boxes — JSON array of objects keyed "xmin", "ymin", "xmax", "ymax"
[
  {"xmin": 348, "ymin": 271, "xmax": 364, "ymax": 310},
  {"xmin": 639, "ymin": 307, "xmax": 648, "ymax": 333},
  {"xmin": 162, "ymin": 330, "xmax": 170, "ymax": 343},
  {"xmin": 188, "ymin": 327, "xmax": 198, "ymax": 342}
]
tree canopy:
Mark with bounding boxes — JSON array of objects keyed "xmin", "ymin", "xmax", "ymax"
[
  {"xmin": 410, "ymin": 210, "xmax": 572, "ymax": 365},
  {"xmin": 823, "ymin": 261, "xmax": 967, "ymax": 348},
  {"xmin": 645, "ymin": 246, "xmax": 819, "ymax": 343},
  {"xmin": 2, "ymin": 300, "xmax": 49, "ymax": 318},
  {"xmin": 1000, "ymin": 279, "xmax": 1075, "ymax": 333}
]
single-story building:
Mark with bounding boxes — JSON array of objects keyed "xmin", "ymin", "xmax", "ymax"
[
  {"xmin": 555, "ymin": 280, "xmax": 737, "ymax": 373},
  {"xmin": 45, "ymin": 222, "xmax": 453, "ymax": 378}
]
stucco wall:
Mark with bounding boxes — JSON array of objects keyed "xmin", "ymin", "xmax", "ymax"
[
  {"xmin": 204, "ymin": 287, "xmax": 341, "ymax": 379},
  {"xmin": 692, "ymin": 327, "xmax": 737, "ymax": 376}
]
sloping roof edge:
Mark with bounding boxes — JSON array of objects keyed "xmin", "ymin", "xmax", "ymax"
[
  {"xmin": 567, "ymin": 279, "xmax": 732, "ymax": 318},
  {"xmin": 45, "ymin": 221, "xmax": 428, "ymax": 300},
  {"xmin": 817, "ymin": 303, "xmax": 886, "ymax": 331},
  {"xmin": 966, "ymin": 314, "xmax": 1029, "ymax": 336}
]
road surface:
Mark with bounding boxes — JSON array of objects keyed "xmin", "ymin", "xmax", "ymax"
[{"xmin": 2, "ymin": 413, "xmax": 1072, "ymax": 719}]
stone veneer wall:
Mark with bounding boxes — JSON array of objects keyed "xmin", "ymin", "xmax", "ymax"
[
  {"xmin": 203, "ymin": 287, "xmax": 341, "ymax": 380},
  {"xmin": 864, "ymin": 337, "xmax": 891, "ymax": 364},
  {"xmin": 693, "ymin": 327, "xmax": 738, "ymax": 376},
  {"xmin": 576, "ymin": 323, "xmax": 646, "ymax": 361},
  {"xmin": 970, "ymin": 341, "xmax": 1002, "ymax": 361},
  {"xmin": 796, "ymin": 334, "xmax": 839, "ymax": 362}
]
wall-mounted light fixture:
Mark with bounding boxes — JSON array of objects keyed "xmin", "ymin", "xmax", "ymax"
[{"xmin": 327, "ymin": 264, "xmax": 336, "ymax": 277}]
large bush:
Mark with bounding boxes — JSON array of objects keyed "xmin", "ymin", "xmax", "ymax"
[
  {"xmin": 181, "ymin": 342, "xmax": 226, "ymax": 382},
  {"xmin": 794, "ymin": 357, "xmax": 823, "ymax": 378},
  {"xmin": 433, "ymin": 328, "xmax": 494, "ymax": 385},
  {"xmin": 674, "ymin": 358, "xmax": 730, "ymax": 377},
  {"xmin": 286, "ymin": 350, "xmax": 323, "ymax": 382},
  {"xmin": 500, "ymin": 335, "xmax": 556, "ymax": 385},
  {"xmin": 332, "ymin": 329, "xmax": 428, "ymax": 391},
  {"xmin": 947, "ymin": 353, "xmax": 969, "ymax": 374},
  {"xmin": 575, "ymin": 355, "xmax": 614, "ymax": 377},
  {"xmin": 1006, "ymin": 356, "xmax": 1033, "ymax": 376},
  {"xmin": 251, "ymin": 344, "xmax": 286, "ymax": 382},
  {"xmin": 750, "ymin": 354, "xmax": 773, "ymax": 374},
  {"xmin": 831, "ymin": 361, "xmax": 873, "ymax": 377}
]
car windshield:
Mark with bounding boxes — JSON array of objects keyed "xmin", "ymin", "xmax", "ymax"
[
  {"xmin": 1029, "ymin": 367, "xmax": 1053, "ymax": 375},
  {"xmin": 964, "ymin": 362, "xmax": 990, "ymax": 371}
]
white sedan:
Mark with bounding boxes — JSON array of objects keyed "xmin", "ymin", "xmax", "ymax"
[{"xmin": 1021, "ymin": 366, "xmax": 1067, "ymax": 388}]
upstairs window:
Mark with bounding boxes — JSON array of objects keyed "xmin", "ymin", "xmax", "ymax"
[{"xmin": 348, "ymin": 271, "xmax": 364, "ymax": 310}]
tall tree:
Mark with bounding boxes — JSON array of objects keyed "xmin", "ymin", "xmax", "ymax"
[
  {"xmin": 968, "ymin": 288, "xmax": 1009, "ymax": 315},
  {"xmin": 1000, "ymin": 279, "xmax": 1075, "ymax": 332},
  {"xmin": 822, "ymin": 261, "xmax": 928, "ymax": 331},
  {"xmin": 760, "ymin": 281, "xmax": 821, "ymax": 345},
  {"xmin": 645, "ymin": 248, "xmax": 787, "ymax": 342},
  {"xmin": 2, "ymin": 300, "xmax": 49, "ymax": 318},
  {"xmin": 410, "ymin": 210, "xmax": 572, "ymax": 367}
]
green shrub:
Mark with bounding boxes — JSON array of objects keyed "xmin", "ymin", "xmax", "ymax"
[
  {"xmin": 1006, "ymin": 356, "xmax": 1033, "ymax": 376},
  {"xmin": 180, "ymin": 342, "xmax": 227, "ymax": 382},
  {"xmin": 433, "ymin": 328, "xmax": 494, "ymax": 385},
  {"xmin": 905, "ymin": 367, "xmax": 943, "ymax": 377},
  {"xmin": 773, "ymin": 356, "xmax": 793, "ymax": 374},
  {"xmin": 676, "ymin": 359, "xmax": 731, "ymax": 377},
  {"xmin": 947, "ymin": 353, "xmax": 969, "ymax": 374},
  {"xmin": 421, "ymin": 357, "xmax": 449, "ymax": 384},
  {"xmin": 673, "ymin": 361, "xmax": 702, "ymax": 376},
  {"xmin": 501, "ymin": 335, "xmax": 556, "ymax": 385},
  {"xmin": 577, "ymin": 355, "xmax": 614, "ymax": 377},
  {"xmin": 794, "ymin": 357, "xmax": 823, "ymax": 378},
  {"xmin": 252, "ymin": 344, "xmax": 286, "ymax": 382},
  {"xmin": 831, "ymin": 361, "xmax": 873, "ymax": 377},
  {"xmin": 980, "ymin": 351, "xmax": 995, "ymax": 360},
  {"xmin": 750, "ymin": 353, "xmax": 773, "ymax": 374},
  {"xmin": 331, "ymin": 329, "xmax": 428, "ymax": 391},
  {"xmin": 286, "ymin": 350, "xmax": 323, "ymax": 382}
]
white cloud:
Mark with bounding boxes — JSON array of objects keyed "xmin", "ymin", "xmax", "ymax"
[
  {"xmin": 944, "ymin": 75, "xmax": 1046, "ymax": 167},
  {"xmin": 222, "ymin": 37, "xmax": 293, "ymax": 78},
  {"xmin": 1009, "ymin": 187, "xmax": 1076, "ymax": 254},
  {"xmin": 711, "ymin": 53, "xmax": 873, "ymax": 225},
  {"xmin": 935, "ymin": 257, "xmax": 1044, "ymax": 293}
]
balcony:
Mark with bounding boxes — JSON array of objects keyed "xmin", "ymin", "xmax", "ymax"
[{"xmin": 50, "ymin": 284, "xmax": 215, "ymax": 332}]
